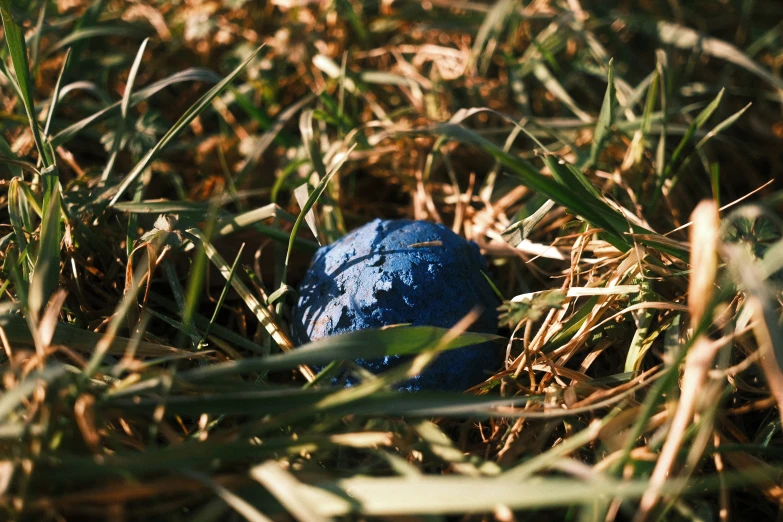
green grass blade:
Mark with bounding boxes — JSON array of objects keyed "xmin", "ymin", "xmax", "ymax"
[
  {"xmin": 51, "ymin": 68, "xmax": 223, "ymax": 147},
  {"xmin": 101, "ymin": 38, "xmax": 149, "ymax": 181},
  {"xmin": 0, "ymin": 0, "xmax": 53, "ymax": 168},
  {"xmin": 7, "ymin": 179, "xmax": 32, "ymax": 268},
  {"xmin": 0, "ymin": 364, "xmax": 67, "ymax": 421},
  {"xmin": 281, "ymin": 142, "xmax": 355, "ymax": 284},
  {"xmin": 181, "ymin": 326, "xmax": 501, "ymax": 381},
  {"xmin": 641, "ymin": 19, "xmax": 783, "ymax": 91},
  {"xmin": 200, "ymin": 243, "xmax": 245, "ymax": 346},
  {"xmin": 44, "ymin": 25, "xmax": 149, "ymax": 58},
  {"xmin": 28, "ymin": 183, "xmax": 61, "ymax": 321},
  {"xmin": 109, "ymin": 45, "xmax": 264, "ymax": 206},
  {"xmin": 588, "ymin": 59, "xmax": 615, "ymax": 168},
  {"xmin": 177, "ymin": 193, "xmax": 220, "ymax": 347},
  {"xmin": 43, "ymin": 48, "xmax": 71, "ymax": 137},
  {"xmin": 250, "ymin": 462, "xmax": 330, "ymax": 522}
]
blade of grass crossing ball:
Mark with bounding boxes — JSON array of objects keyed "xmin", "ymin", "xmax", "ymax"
[
  {"xmin": 101, "ymin": 38, "xmax": 149, "ymax": 181},
  {"xmin": 199, "ymin": 243, "xmax": 245, "ymax": 349},
  {"xmin": 181, "ymin": 326, "xmax": 501, "ymax": 381},
  {"xmin": 0, "ymin": 0, "xmax": 53, "ymax": 168},
  {"xmin": 43, "ymin": 48, "xmax": 71, "ymax": 138},
  {"xmin": 29, "ymin": 185, "xmax": 62, "ymax": 322},
  {"xmin": 282, "ymin": 143, "xmax": 356, "ymax": 284},
  {"xmin": 108, "ymin": 45, "xmax": 263, "ymax": 206},
  {"xmin": 587, "ymin": 60, "xmax": 615, "ymax": 169},
  {"xmin": 51, "ymin": 68, "xmax": 223, "ymax": 147}
]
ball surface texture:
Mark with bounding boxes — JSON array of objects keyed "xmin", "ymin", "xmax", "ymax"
[{"xmin": 291, "ymin": 218, "xmax": 500, "ymax": 391}]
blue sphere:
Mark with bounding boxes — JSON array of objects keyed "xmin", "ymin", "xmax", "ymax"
[{"xmin": 291, "ymin": 219, "xmax": 501, "ymax": 391}]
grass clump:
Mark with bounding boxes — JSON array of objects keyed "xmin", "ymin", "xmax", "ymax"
[{"xmin": 1, "ymin": 0, "xmax": 783, "ymax": 520}]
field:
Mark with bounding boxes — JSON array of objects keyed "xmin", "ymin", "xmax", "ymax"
[{"xmin": 2, "ymin": 0, "xmax": 783, "ymax": 520}]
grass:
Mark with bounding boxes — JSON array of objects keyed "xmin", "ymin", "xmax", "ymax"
[{"xmin": 1, "ymin": 0, "xmax": 783, "ymax": 520}]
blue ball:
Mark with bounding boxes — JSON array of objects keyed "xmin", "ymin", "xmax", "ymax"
[{"xmin": 291, "ymin": 219, "xmax": 501, "ymax": 391}]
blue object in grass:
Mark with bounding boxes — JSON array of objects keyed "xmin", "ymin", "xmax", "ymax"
[{"xmin": 291, "ymin": 218, "xmax": 501, "ymax": 391}]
